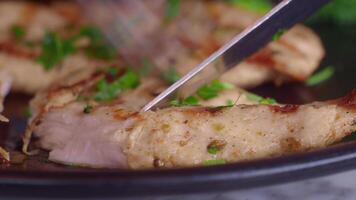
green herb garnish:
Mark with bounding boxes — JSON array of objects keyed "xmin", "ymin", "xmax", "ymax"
[
  {"xmin": 306, "ymin": 66, "xmax": 335, "ymax": 86},
  {"xmin": 259, "ymin": 97, "xmax": 277, "ymax": 105},
  {"xmin": 197, "ymin": 80, "xmax": 234, "ymax": 100},
  {"xmin": 170, "ymin": 96, "xmax": 199, "ymax": 107},
  {"xmin": 226, "ymin": 99, "xmax": 235, "ymax": 107},
  {"xmin": 246, "ymin": 92, "xmax": 276, "ymax": 105},
  {"xmin": 80, "ymin": 26, "xmax": 116, "ymax": 60},
  {"xmin": 37, "ymin": 32, "xmax": 76, "ymax": 70},
  {"xmin": 85, "ymin": 43, "xmax": 115, "ymax": 60},
  {"xmin": 207, "ymin": 140, "xmax": 226, "ymax": 155},
  {"xmin": 11, "ymin": 25, "xmax": 26, "ymax": 40},
  {"xmin": 83, "ymin": 105, "xmax": 93, "ymax": 114},
  {"xmin": 165, "ymin": 0, "xmax": 180, "ymax": 22},
  {"xmin": 162, "ymin": 67, "xmax": 180, "ymax": 84},
  {"xmin": 203, "ymin": 159, "xmax": 227, "ymax": 166},
  {"xmin": 308, "ymin": 0, "xmax": 356, "ymax": 25},
  {"xmin": 80, "ymin": 26, "xmax": 104, "ymax": 42},
  {"xmin": 226, "ymin": 0, "xmax": 272, "ymax": 14},
  {"xmin": 94, "ymin": 68, "xmax": 140, "ymax": 101},
  {"xmin": 272, "ymin": 29, "xmax": 287, "ymax": 41},
  {"xmin": 106, "ymin": 67, "xmax": 119, "ymax": 77},
  {"xmin": 207, "ymin": 147, "xmax": 220, "ymax": 154}
]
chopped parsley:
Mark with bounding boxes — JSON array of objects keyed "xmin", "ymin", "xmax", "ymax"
[
  {"xmin": 83, "ymin": 105, "xmax": 93, "ymax": 114},
  {"xmin": 259, "ymin": 97, "xmax": 277, "ymax": 105},
  {"xmin": 197, "ymin": 80, "xmax": 234, "ymax": 100},
  {"xmin": 306, "ymin": 66, "xmax": 335, "ymax": 86},
  {"xmin": 165, "ymin": 0, "xmax": 180, "ymax": 22},
  {"xmin": 308, "ymin": 0, "xmax": 356, "ymax": 25},
  {"xmin": 85, "ymin": 43, "xmax": 116, "ymax": 60},
  {"xmin": 246, "ymin": 92, "xmax": 276, "ymax": 105},
  {"xmin": 272, "ymin": 29, "xmax": 287, "ymax": 41},
  {"xmin": 203, "ymin": 159, "xmax": 227, "ymax": 166},
  {"xmin": 207, "ymin": 140, "xmax": 226, "ymax": 155},
  {"xmin": 170, "ymin": 96, "xmax": 199, "ymax": 107},
  {"xmin": 11, "ymin": 25, "xmax": 26, "ymax": 40},
  {"xmin": 226, "ymin": 99, "xmax": 235, "ymax": 107},
  {"xmin": 80, "ymin": 26, "xmax": 104, "ymax": 43},
  {"xmin": 80, "ymin": 26, "xmax": 116, "ymax": 60},
  {"xmin": 207, "ymin": 147, "xmax": 219, "ymax": 154},
  {"xmin": 94, "ymin": 68, "xmax": 140, "ymax": 101},
  {"xmin": 106, "ymin": 67, "xmax": 119, "ymax": 77},
  {"xmin": 37, "ymin": 32, "xmax": 76, "ymax": 70},
  {"xmin": 226, "ymin": 0, "xmax": 272, "ymax": 14},
  {"xmin": 162, "ymin": 67, "xmax": 180, "ymax": 85},
  {"xmin": 169, "ymin": 80, "xmax": 234, "ymax": 107}
]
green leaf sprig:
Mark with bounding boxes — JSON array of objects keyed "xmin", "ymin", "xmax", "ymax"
[{"xmin": 37, "ymin": 32, "xmax": 76, "ymax": 70}]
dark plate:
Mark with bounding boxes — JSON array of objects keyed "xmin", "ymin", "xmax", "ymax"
[{"xmin": 0, "ymin": 22, "xmax": 355, "ymax": 199}]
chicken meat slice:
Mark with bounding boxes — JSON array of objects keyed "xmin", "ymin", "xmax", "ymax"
[
  {"xmin": 0, "ymin": 1, "xmax": 81, "ymax": 42},
  {"xmin": 171, "ymin": 1, "xmax": 324, "ymax": 88},
  {"xmin": 24, "ymin": 67, "xmax": 356, "ymax": 169},
  {"xmin": 29, "ymin": 90, "xmax": 355, "ymax": 169}
]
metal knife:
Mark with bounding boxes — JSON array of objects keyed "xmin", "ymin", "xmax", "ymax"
[{"xmin": 142, "ymin": 0, "xmax": 330, "ymax": 112}]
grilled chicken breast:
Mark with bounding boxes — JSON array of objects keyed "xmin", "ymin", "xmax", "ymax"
[
  {"xmin": 170, "ymin": 1, "xmax": 325, "ymax": 87},
  {"xmin": 23, "ymin": 66, "xmax": 355, "ymax": 169},
  {"xmin": 0, "ymin": 1, "xmax": 324, "ymax": 95},
  {"xmin": 28, "ymin": 88, "xmax": 356, "ymax": 169}
]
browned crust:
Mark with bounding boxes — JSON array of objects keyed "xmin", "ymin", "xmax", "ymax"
[
  {"xmin": 337, "ymin": 89, "xmax": 356, "ymax": 110},
  {"xmin": 269, "ymin": 104, "xmax": 299, "ymax": 114},
  {"xmin": 246, "ymin": 48, "xmax": 275, "ymax": 68},
  {"xmin": 0, "ymin": 42, "xmax": 37, "ymax": 59}
]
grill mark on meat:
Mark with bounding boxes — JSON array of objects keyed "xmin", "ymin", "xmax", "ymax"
[
  {"xmin": 20, "ymin": 4, "xmax": 37, "ymax": 25},
  {"xmin": 112, "ymin": 109, "xmax": 140, "ymax": 121},
  {"xmin": 0, "ymin": 42, "xmax": 37, "ymax": 58},
  {"xmin": 246, "ymin": 48, "xmax": 275, "ymax": 68},
  {"xmin": 337, "ymin": 89, "xmax": 356, "ymax": 110},
  {"xmin": 48, "ymin": 72, "xmax": 103, "ymax": 97},
  {"xmin": 269, "ymin": 104, "xmax": 299, "ymax": 113},
  {"xmin": 182, "ymin": 107, "xmax": 227, "ymax": 116},
  {"xmin": 52, "ymin": 3, "xmax": 82, "ymax": 24},
  {"xmin": 280, "ymin": 137, "xmax": 301, "ymax": 153}
]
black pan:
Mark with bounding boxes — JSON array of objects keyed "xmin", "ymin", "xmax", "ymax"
[{"xmin": 0, "ymin": 21, "xmax": 355, "ymax": 199}]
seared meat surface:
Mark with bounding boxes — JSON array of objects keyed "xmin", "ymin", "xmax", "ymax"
[{"xmin": 29, "ymin": 89, "xmax": 356, "ymax": 169}]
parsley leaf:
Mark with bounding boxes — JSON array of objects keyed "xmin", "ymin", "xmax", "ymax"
[
  {"xmin": 259, "ymin": 98, "xmax": 277, "ymax": 105},
  {"xmin": 207, "ymin": 147, "xmax": 219, "ymax": 154},
  {"xmin": 170, "ymin": 96, "xmax": 199, "ymax": 107},
  {"xmin": 203, "ymin": 159, "xmax": 227, "ymax": 166},
  {"xmin": 226, "ymin": 0, "xmax": 272, "ymax": 14},
  {"xmin": 308, "ymin": 0, "xmax": 356, "ymax": 25},
  {"xmin": 106, "ymin": 67, "xmax": 119, "ymax": 77},
  {"xmin": 37, "ymin": 32, "xmax": 76, "ymax": 70},
  {"xmin": 83, "ymin": 105, "xmax": 93, "ymax": 114},
  {"xmin": 94, "ymin": 69, "xmax": 140, "ymax": 101},
  {"xmin": 162, "ymin": 67, "xmax": 180, "ymax": 84},
  {"xmin": 226, "ymin": 99, "xmax": 235, "ymax": 107},
  {"xmin": 306, "ymin": 66, "xmax": 335, "ymax": 86},
  {"xmin": 165, "ymin": 0, "xmax": 180, "ymax": 22},
  {"xmin": 80, "ymin": 26, "xmax": 116, "ymax": 60},
  {"xmin": 11, "ymin": 25, "xmax": 26, "ymax": 40},
  {"xmin": 197, "ymin": 80, "xmax": 234, "ymax": 100},
  {"xmin": 272, "ymin": 29, "xmax": 287, "ymax": 41},
  {"xmin": 246, "ymin": 92, "xmax": 276, "ymax": 105},
  {"xmin": 80, "ymin": 26, "xmax": 104, "ymax": 43}
]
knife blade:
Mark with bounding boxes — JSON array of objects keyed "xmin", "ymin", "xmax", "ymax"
[{"xmin": 142, "ymin": 0, "xmax": 330, "ymax": 112}]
